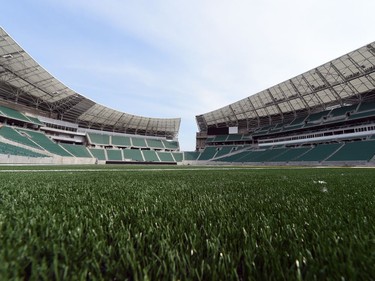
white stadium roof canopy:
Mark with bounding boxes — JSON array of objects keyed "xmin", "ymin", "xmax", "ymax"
[
  {"xmin": 196, "ymin": 41, "xmax": 375, "ymax": 132},
  {"xmin": 0, "ymin": 27, "xmax": 180, "ymax": 138}
]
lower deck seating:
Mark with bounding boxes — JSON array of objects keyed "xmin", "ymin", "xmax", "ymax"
[
  {"xmin": 0, "ymin": 126, "xmax": 40, "ymax": 148},
  {"xmin": 143, "ymin": 150, "xmax": 160, "ymax": 162},
  {"xmin": 123, "ymin": 149, "xmax": 144, "ymax": 162},
  {"xmin": 106, "ymin": 149, "xmax": 123, "ymax": 161},
  {"xmin": 327, "ymin": 140, "xmax": 375, "ymax": 161},
  {"xmin": 162, "ymin": 140, "xmax": 179, "ymax": 150},
  {"xmin": 184, "ymin": 151, "xmax": 200, "ymax": 161},
  {"xmin": 214, "ymin": 146, "xmax": 236, "ymax": 158},
  {"xmin": 270, "ymin": 147, "xmax": 311, "ymax": 162},
  {"xmin": 0, "ymin": 141, "xmax": 48, "ymax": 158},
  {"xmin": 297, "ymin": 143, "xmax": 342, "ymax": 162},
  {"xmin": 198, "ymin": 147, "xmax": 217, "ymax": 160},
  {"xmin": 17, "ymin": 129, "xmax": 71, "ymax": 157},
  {"xmin": 88, "ymin": 148, "xmax": 106, "ymax": 161},
  {"xmin": 172, "ymin": 152, "xmax": 183, "ymax": 162},
  {"xmin": 157, "ymin": 151, "xmax": 175, "ymax": 162},
  {"xmin": 61, "ymin": 143, "xmax": 92, "ymax": 158}
]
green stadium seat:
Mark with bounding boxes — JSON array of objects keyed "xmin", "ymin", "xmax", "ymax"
[
  {"xmin": 213, "ymin": 135, "xmax": 228, "ymax": 142},
  {"xmin": 0, "ymin": 106, "xmax": 31, "ymax": 123},
  {"xmin": 214, "ymin": 146, "xmax": 236, "ymax": 158},
  {"xmin": 157, "ymin": 151, "xmax": 175, "ymax": 162},
  {"xmin": 60, "ymin": 143, "xmax": 92, "ymax": 158},
  {"xmin": 87, "ymin": 133, "xmax": 110, "ymax": 145},
  {"xmin": 297, "ymin": 143, "xmax": 342, "ymax": 162},
  {"xmin": 327, "ymin": 141, "xmax": 375, "ymax": 161},
  {"xmin": 172, "ymin": 152, "xmax": 183, "ymax": 162},
  {"xmin": 123, "ymin": 149, "xmax": 144, "ymax": 161},
  {"xmin": 25, "ymin": 116, "xmax": 44, "ymax": 126},
  {"xmin": 131, "ymin": 137, "xmax": 147, "ymax": 148},
  {"xmin": 106, "ymin": 149, "xmax": 123, "ymax": 161},
  {"xmin": 146, "ymin": 139, "xmax": 164, "ymax": 149},
  {"xmin": 226, "ymin": 134, "xmax": 243, "ymax": 141},
  {"xmin": 143, "ymin": 150, "xmax": 160, "ymax": 162},
  {"xmin": 17, "ymin": 128, "xmax": 72, "ymax": 157},
  {"xmin": 269, "ymin": 147, "xmax": 311, "ymax": 162},
  {"xmin": 89, "ymin": 148, "xmax": 106, "ymax": 160},
  {"xmin": 0, "ymin": 126, "xmax": 40, "ymax": 149},
  {"xmin": 162, "ymin": 140, "xmax": 179, "ymax": 150},
  {"xmin": 0, "ymin": 140, "xmax": 48, "ymax": 158},
  {"xmin": 356, "ymin": 101, "xmax": 375, "ymax": 112},
  {"xmin": 183, "ymin": 151, "xmax": 200, "ymax": 161},
  {"xmin": 348, "ymin": 110, "xmax": 375, "ymax": 120},
  {"xmin": 111, "ymin": 135, "xmax": 131, "ymax": 146}
]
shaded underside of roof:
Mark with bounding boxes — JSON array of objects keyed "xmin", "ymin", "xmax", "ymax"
[
  {"xmin": 0, "ymin": 27, "xmax": 180, "ymax": 138},
  {"xmin": 196, "ymin": 42, "xmax": 375, "ymax": 132}
]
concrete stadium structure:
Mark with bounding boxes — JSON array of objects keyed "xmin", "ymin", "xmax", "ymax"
[
  {"xmin": 0, "ymin": 27, "xmax": 181, "ymax": 165},
  {"xmin": 195, "ymin": 41, "xmax": 375, "ymax": 166}
]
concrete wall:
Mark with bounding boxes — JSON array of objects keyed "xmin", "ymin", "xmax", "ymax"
[{"xmin": 0, "ymin": 154, "xmax": 96, "ymax": 165}]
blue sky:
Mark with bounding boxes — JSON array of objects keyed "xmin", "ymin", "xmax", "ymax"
[{"xmin": 3, "ymin": 0, "xmax": 375, "ymax": 150}]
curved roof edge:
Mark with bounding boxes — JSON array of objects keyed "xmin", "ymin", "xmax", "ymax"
[
  {"xmin": 0, "ymin": 27, "xmax": 180, "ymax": 138},
  {"xmin": 196, "ymin": 41, "xmax": 375, "ymax": 132}
]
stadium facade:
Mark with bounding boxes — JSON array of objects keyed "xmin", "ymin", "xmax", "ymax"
[
  {"xmin": 194, "ymin": 40, "xmax": 375, "ymax": 165},
  {"xmin": 1, "ymin": 26, "xmax": 375, "ymax": 165}
]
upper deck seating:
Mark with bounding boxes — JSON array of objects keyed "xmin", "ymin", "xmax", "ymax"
[
  {"xmin": 111, "ymin": 135, "xmax": 131, "ymax": 146},
  {"xmin": 213, "ymin": 135, "xmax": 228, "ymax": 142},
  {"xmin": 329, "ymin": 104, "xmax": 357, "ymax": 118},
  {"xmin": 87, "ymin": 133, "xmax": 110, "ymax": 145},
  {"xmin": 131, "ymin": 137, "xmax": 147, "ymax": 148},
  {"xmin": 288, "ymin": 116, "xmax": 307, "ymax": 126},
  {"xmin": 17, "ymin": 128, "xmax": 72, "ymax": 157},
  {"xmin": 348, "ymin": 110, "xmax": 375, "ymax": 120},
  {"xmin": 146, "ymin": 139, "xmax": 164, "ymax": 149},
  {"xmin": 306, "ymin": 110, "xmax": 330, "ymax": 123},
  {"xmin": 226, "ymin": 134, "xmax": 244, "ymax": 141},
  {"xmin": 206, "ymin": 136, "xmax": 215, "ymax": 143},
  {"xmin": 356, "ymin": 101, "xmax": 375, "ymax": 112},
  {"xmin": 0, "ymin": 106, "xmax": 31, "ymax": 123},
  {"xmin": 0, "ymin": 126, "xmax": 40, "ymax": 149},
  {"xmin": 25, "ymin": 116, "xmax": 44, "ymax": 126},
  {"xmin": 162, "ymin": 140, "xmax": 179, "ymax": 150}
]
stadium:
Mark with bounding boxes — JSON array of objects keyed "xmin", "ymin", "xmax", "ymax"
[
  {"xmin": 1, "ymin": 27, "xmax": 374, "ymax": 280},
  {"xmin": 1, "ymin": 27, "xmax": 375, "ymax": 166}
]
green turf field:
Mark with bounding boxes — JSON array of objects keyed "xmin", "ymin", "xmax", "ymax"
[{"xmin": 0, "ymin": 166, "xmax": 374, "ymax": 280}]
